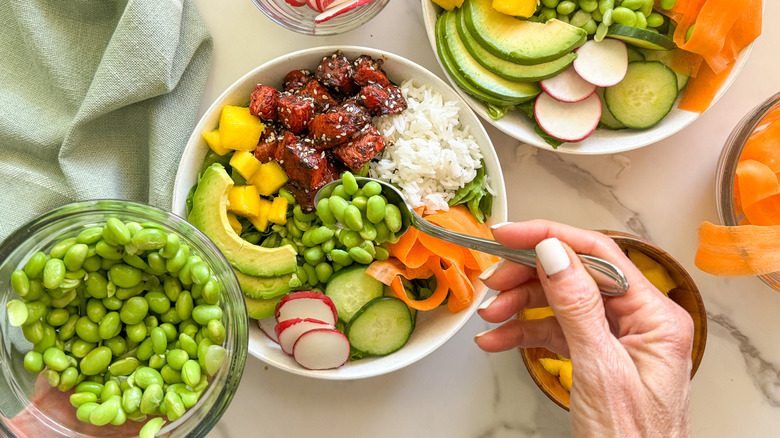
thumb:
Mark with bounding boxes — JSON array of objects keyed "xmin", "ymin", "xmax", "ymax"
[{"xmin": 535, "ymin": 238, "xmax": 613, "ymax": 356}]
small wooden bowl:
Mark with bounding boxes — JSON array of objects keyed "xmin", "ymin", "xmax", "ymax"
[{"xmin": 520, "ymin": 231, "xmax": 707, "ymax": 411}]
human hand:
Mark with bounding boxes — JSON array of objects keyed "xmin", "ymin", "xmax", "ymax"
[{"xmin": 475, "ymin": 220, "xmax": 694, "ymax": 438}]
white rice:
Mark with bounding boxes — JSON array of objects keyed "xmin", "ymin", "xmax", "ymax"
[{"xmin": 371, "ymin": 79, "xmax": 489, "ymax": 214}]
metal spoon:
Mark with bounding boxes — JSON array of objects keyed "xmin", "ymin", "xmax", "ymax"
[{"xmin": 315, "ymin": 177, "xmax": 629, "ymax": 296}]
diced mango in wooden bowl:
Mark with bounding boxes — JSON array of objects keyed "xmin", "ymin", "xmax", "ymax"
[{"xmin": 520, "ymin": 231, "xmax": 707, "ymax": 411}]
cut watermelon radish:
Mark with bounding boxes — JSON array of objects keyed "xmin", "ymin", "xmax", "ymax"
[
  {"xmin": 573, "ymin": 39, "xmax": 629, "ymax": 88},
  {"xmin": 539, "ymin": 65, "xmax": 597, "ymax": 103},
  {"xmin": 275, "ymin": 318, "xmax": 334, "ymax": 355},
  {"xmin": 314, "ymin": 0, "xmax": 377, "ymax": 23},
  {"xmin": 534, "ymin": 92, "xmax": 602, "ymax": 143},
  {"xmin": 257, "ymin": 317, "xmax": 279, "ymax": 344},
  {"xmin": 306, "ymin": 0, "xmax": 324, "ymax": 12},
  {"xmin": 285, "ymin": 0, "xmax": 307, "ymax": 6},
  {"xmin": 275, "ymin": 291, "xmax": 338, "ymax": 325},
  {"xmin": 293, "ymin": 328, "xmax": 351, "ymax": 370}
]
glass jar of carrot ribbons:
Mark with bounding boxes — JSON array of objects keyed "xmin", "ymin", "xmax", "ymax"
[{"xmin": 696, "ymin": 92, "xmax": 780, "ymax": 291}]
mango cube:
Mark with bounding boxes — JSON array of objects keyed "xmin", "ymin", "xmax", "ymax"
[
  {"xmin": 431, "ymin": 0, "xmax": 464, "ymax": 10},
  {"xmin": 538, "ymin": 358, "xmax": 562, "ymax": 376},
  {"xmin": 248, "ymin": 198, "xmax": 273, "ymax": 232},
  {"xmin": 250, "ymin": 160, "xmax": 289, "ymax": 196},
  {"xmin": 522, "ymin": 306, "xmax": 555, "ymax": 320},
  {"xmin": 230, "ymin": 151, "xmax": 263, "ymax": 181},
  {"xmin": 627, "ymin": 249, "xmax": 677, "ymax": 296},
  {"xmin": 267, "ymin": 196, "xmax": 289, "ymax": 225},
  {"xmin": 219, "ymin": 105, "xmax": 265, "ymax": 151},
  {"xmin": 558, "ymin": 360, "xmax": 573, "ymax": 391},
  {"xmin": 226, "ymin": 212, "xmax": 242, "ymax": 235},
  {"xmin": 227, "ymin": 185, "xmax": 262, "ymax": 218},
  {"xmin": 492, "ymin": 0, "xmax": 538, "ymax": 17},
  {"xmin": 202, "ymin": 129, "xmax": 231, "ymax": 156}
]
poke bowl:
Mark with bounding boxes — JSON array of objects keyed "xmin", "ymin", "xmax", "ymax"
[
  {"xmin": 172, "ymin": 46, "xmax": 507, "ymax": 379},
  {"xmin": 421, "ymin": 0, "xmax": 757, "ymax": 154}
]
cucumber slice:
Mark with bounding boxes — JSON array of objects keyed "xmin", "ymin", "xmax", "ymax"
[
  {"xmin": 641, "ymin": 49, "xmax": 690, "ymax": 91},
  {"xmin": 324, "ymin": 265, "xmax": 384, "ymax": 323},
  {"xmin": 607, "ymin": 24, "xmax": 676, "ymax": 51},
  {"xmin": 605, "ymin": 61, "xmax": 679, "ymax": 129},
  {"xmin": 596, "ymin": 88, "xmax": 626, "ymax": 130},
  {"xmin": 439, "ymin": 11, "xmax": 540, "ymax": 103},
  {"xmin": 346, "ymin": 297, "xmax": 413, "ymax": 356}
]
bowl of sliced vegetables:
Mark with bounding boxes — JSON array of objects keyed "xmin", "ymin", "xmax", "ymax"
[
  {"xmin": 521, "ymin": 230, "xmax": 706, "ymax": 410},
  {"xmin": 421, "ymin": 0, "xmax": 759, "ymax": 154},
  {"xmin": 252, "ymin": 0, "xmax": 389, "ymax": 35},
  {"xmin": 172, "ymin": 46, "xmax": 507, "ymax": 379}
]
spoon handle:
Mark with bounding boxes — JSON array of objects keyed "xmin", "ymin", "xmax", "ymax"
[{"xmin": 411, "ymin": 214, "xmax": 629, "ymax": 297}]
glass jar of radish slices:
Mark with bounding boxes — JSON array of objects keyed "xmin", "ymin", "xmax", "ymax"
[{"xmin": 251, "ymin": 0, "xmax": 389, "ymax": 35}]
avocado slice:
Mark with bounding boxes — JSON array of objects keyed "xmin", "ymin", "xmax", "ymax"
[
  {"xmin": 464, "ymin": 0, "xmax": 587, "ymax": 65},
  {"xmin": 455, "ymin": 8, "xmax": 576, "ymax": 82},
  {"xmin": 245, "ymin": 295, "xmax": 284, "ymax": 320},
  {"xmin": 439, "ymin": 11, "xmax": 540, "ymax": 104},
  {"xmin": 235, "ymin": 269, "xmax": 299, "ymax": 300},
  {"xmin": 188, "ymin": 163, "xmax": 297, "ymax": 278}
]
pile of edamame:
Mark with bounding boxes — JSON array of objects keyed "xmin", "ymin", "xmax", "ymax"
[
  {"xmin": 258, "ymin": 171, "xmax": 403, "ymax": 289},
  {"xmin": 532, "ymin": 0, "xmax": 677, "ymax": 41},
  {"xmin": 7, "ymin": 218, "xmax": 228, "ymax": 437}
]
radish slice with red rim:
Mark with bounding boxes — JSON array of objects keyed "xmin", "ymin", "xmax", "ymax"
[
  {"xmin": 275, "ymin": 318, "xmax": 334, "ymax": 355},
  {"xmin": 314, "ymin": 0, "xmax": 377, "ymax": 23},
  {"xmin": 307, "ymin": 0, "xmax": 324, "ymax": 12},
  {"xmin": 275, "ymin": 291, "xmax": 338, "ymax": 325},
  {"xmin": 257, "ymin": 317, "xmax": 279, "ymax": 344},
  {"xmin": 573, "ymin": 39, "xmax": 629, "ymax": 88},
  {"xmin": 534, "ymin": 92, "xmax": 602, "ymax": 143},
  {"xmin": 539, "ymin": 65, "xmax": 597, "ymax": 103},
  {"xmin": 285, "ymin": 0, "xmax": 307, "ymax": 7},
  {"xmin": 293, "ymin": 328, "xmax": 351, "ymax": 370}
]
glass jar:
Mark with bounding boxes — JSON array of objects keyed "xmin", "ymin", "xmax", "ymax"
[
  {"xmin": 0, "ymin": 200, "xmax": 247, "ymax": 437},
  {"xmin": 251, "ymin": 0, "xmax": 389, "ymax": 36},
  {"xmin": 715, "ymin": 92, "xmax": 780, "ymax": 292}
]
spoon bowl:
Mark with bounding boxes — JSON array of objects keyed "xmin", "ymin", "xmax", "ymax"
[{"xmin": 315, "ymin": 177, "xmax": 630, "ymax": 296}]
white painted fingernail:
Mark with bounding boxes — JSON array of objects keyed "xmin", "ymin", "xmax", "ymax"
[
  {"xmin": 479, "ymin": 260, "xmax": 503, "ymax": 281},
  {"xmin": 474, "ymin": 330, "xmax": 491, "ymax": 339},
  {"xmin": 478, "ymin": 294, "xmax": 497, "ymax": 310},
  {"xmin": 490, "ymin": 222, "xmax": 512, "ymax": 230},
  {"xmin": 536, "ymin": 238, "xmax": 570, "ymax": 276}
]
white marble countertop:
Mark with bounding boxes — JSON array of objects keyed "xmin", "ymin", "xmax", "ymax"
[{"xmin": 195, "ymin": 1, "xmax": 780, "ymax": 436}]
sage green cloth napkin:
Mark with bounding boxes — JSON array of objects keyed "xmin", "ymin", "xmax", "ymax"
[
  {"xmin": 0, "ymin": 0, "xmax": 212, "ymax": 425},
  {"xmin": 0, "ymin": 0, "xmax": 213, "ymax": 241}
]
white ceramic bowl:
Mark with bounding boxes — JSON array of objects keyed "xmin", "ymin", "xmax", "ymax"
[
  {"xmin": 420, "ymin": 0, "xmax": 755, "ymax": 155},
  {"xmin": 172, "ymin": 46, "xmax": 507, "ymax": 379}
]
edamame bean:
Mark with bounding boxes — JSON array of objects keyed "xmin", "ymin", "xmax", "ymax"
[
  {"xmin": 328, "ymin": 196, "xmax": 348, "ymax": 223},
  {"xmin": 11, "ymin": 270, "xmax": 30, "ymax": 298},
  {"xmin": 146, "ymin": 252, "xmax": 167, "ymax": 275},
  {"xmin": 341, "ymin": 172, "xmax": 359, "ymax": 195},
  {"xmin": 46, "ymin": 308, "xmax": 70, "ymax": 326},
  {"xmin": 98, "ymin": 312, "xmax": 122, "ymax": 340},
  {"xmin": 43, "ymin": 347, "xmax": 70, "ymax": 371},
  {"xmin": 192, "ymin": 305, "xmax": 223, "ymax": 325},
  {"xmin": 110, "ymin": 357, "xmax": 140, "ymax": 376},
  {"xmin": 71, "ymin": 339, "xmax": 97, "ymax": 358},
  {"xmin": 140, "ymin": 383, "xmax": 164, "ymax": 415},
  {"xmin": 595, "ymin": 21, "xmax": 609, "ymax": 41},
  {"xmin": 95, "ymin": 240, "xmax": 123, "ymax": 260},
  {"xmin": 85, "ymin": 272, "xmax": 109, "ymax": 299},
  {"xmin": 342, "ymin": 205, "xmax": 363, "ymax": 231},
  {"xmin": 207, "ymin": 319, "xmax": 226, "ymax": 344},
  {"xmin": 181, "ymin": 360, "xmax": 201, "ymax": 387},
  {"xmin": 190, "ymin": 261, "xmax": 211, "ymax": 285},
  {"xmin": 139, "ymin": 417, "xmax": 165, "ymax": 438},
  {"xmin": 659, "ymin": 0, "xmax": 676, "ymax": 9},
  {"xmin": 366, "ymin": 195, "xmax": 386, "ymax": 224},
  {"xmin": 384, "ymin": 204, "xmax": 403, "ymax": 233},
  {"xmin": 24, "ymin": 252, "xmax": 48, "ymax": 280},
  {"xmin": 315, "ymin": 262, "xmax": 333, "ymax": 284},
  {"xmin": 620, "ymin": 0, "xmax": 644, "ymax": 10},
  {"xmin": 77, "ymin": 227, "xmax": 104, "ymax": 245},
  {"xmin": 375, "ymin": 246, "xmax": 390, "ymax": 261},
  {"xmin": 151, "ymin": 327, "xmax": 167, "ymax": 355},
  {"xmin": 122, "ymin": 253, "xmax": 149, "ymax": 271},
  {"xmin": 70, "ymin": 391, "xmax": 98, "ymax": 408},
  {"xmin": 149, "ymin": 353, "xmax": 167, "ymax": 370},
  {"xmin": 358, "ymin": 222, "xmax": 377, "ymax": 241},
  {"xmin": 202, "ymin": 278, "xmax": 221, "ymax": 305},
  {"xmin": 361, "ymin": 181, "xmax": 382, "ymax": 197},
  {"xmin": 646, "ymin": 12, "xmax": 664, "ymax": 28},
  {"xmin": 315, "ymin": 198, "xmax": 336, "ymax": 224},
  {"xmin": 109, "ymin": 264, "xmax": 142, "ymax": 289},
  {"xmin": 348, "ymin": 247, "xmax": 373, "ymax": 265},
  {"xmin": 310, "ymin": 226, "xmax": 335, "ymax": 245},
  {"xmin": 321, "ymin": 237, "xmax": 336, "ymax": 254},
  {"xmin": 43, "ymin": 258, "xmax": 66, "ymax": 290},
  {"xmin": 570, "ymin": 9, "xmax": 591, "ymax": 27},
  {"xmin": 329, "ymin": 249, "xmax": 353, "ymax": 267},
  {"xmin": 579, "ymin": 0, "xmax": 598, "ymax": 12},
  {"xmin": 101, "ymin": 380, "xmax": 122, "ymax": 401},
  {"xmin": 134, "ymin": 366, "xmax": 164, "ymax": 389},
  {"xmin": 331, "ymin": 184, "xmax": 348, "ymax": 200},
  {"xmin": 131, "ymin": 228, "xmax": 167, "ymax": 251},
  {"xmin": 611, "ymin": 6, "xmax": 636, "ymax": 26},
  {"xmin": 89, "ymin": 397, "xmax": 120, "ymax": 426},
  {"xmin": 164, "ymin": 391, "xmax": 186, "ymax": 421},
  {"xmin": 76, "ymin": 316, "xmax": 101, "ymax": 343},
  {"xmin": 80, "ymin": 346, "xmax": 112, "ymax": 376},
  {"xmin": 166, "ymin": 245, "xmax": 190, "ymax": 273},
  {"xmin": 163, "ymin": 276, "xmax": 182, "ymax": 301},
  {"xmin": 76, "ymin": 402, "xmax": 99, "ymax": 423},
  {"xmin": 122, "ymin": 386, "xmax": 143, "ymax": 413},
  {"xmin": 76, "ymin": 381, "xmax": 104, "ymax": 396},
  {"xmin": 110, "ymin": 407, "xmax": 127, "ymax": 426},
  {"xmin": 49, "ymin": 238, "xmax": 77, "ymax": 260},
  {"xmin": 179, "ymin": 333, "xmax": 198, "ymax": 359},
  {"xmin": 119, "ymin": 296, "xmax": 149, "ymax": 325},
  {"xmin": 104, "ymin": 218, "xmax": 132, "ymax": 246},
  {"xmin": 103, "ymin": 295, "xmax": 122, "ymax": 311},
  {"xmin": 556, "ymin": 0, "xmax": 576, "ymax": 15},
  {"xmin": 634, "ymin": 10, "xmax": 647, "ymax": 28},
  {"xmin": 304, "ymin": 246, "xmax": 325, "ymax": 265},
  {"xmin": 161, "ymin": 233, "xmax": 181, "ymax": 259},
  {"xmin": 24, "ymin": 351, "xmax": 44, "ymax": 373},
  {"xmin": 598, "ymin": 0, "xmax": 614, "ymax": 14},
  {"xmin": 176, "ymin": 291, "xmax": 194, "ymax": 321},
  {"xmin": 6, "ymin": 300, "xmax": 28, "ymax": 327},
  {"xmin": 33, "ymin": 323, "xmax": 57, "ymax": 353}
]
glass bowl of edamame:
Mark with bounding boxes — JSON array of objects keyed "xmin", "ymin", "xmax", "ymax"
[{"xmin": 0, "ymin": 200, "xmax": 247, "ymax": 437}]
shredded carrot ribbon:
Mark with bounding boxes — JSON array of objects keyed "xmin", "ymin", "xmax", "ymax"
[
  {"xmin": 366, "ymin": 205, "xmax": 499, "ymax": 312},
  {"xmin": 668, "ymin": 0, "xmax": 762, "ymax": 113},
  {"xmin": 696, "ymin": 107, "xmax": 780, "ymax": 276}
]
